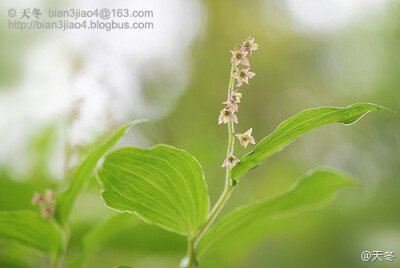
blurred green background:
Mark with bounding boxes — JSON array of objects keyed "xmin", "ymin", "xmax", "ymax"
[{"xmin": 0, "ymin": 0, "xmax": 399, "ymax": 267}]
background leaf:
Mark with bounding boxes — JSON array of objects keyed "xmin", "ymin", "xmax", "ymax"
[
  {"xmin": 0, "ymin": 210, "xmax": 63, "ymax": 259},
  {"xmin": 231, "ymin": 103, "xmax": 390, "ymax": 180},
  {"xmin": 98, "ymin": 144, "xmax": 209, "ymax": 237},
  {"xmin": 196, "ymin": 168, "xmax": 359, "ymax": 260},
  {"xmin": 68, "ymin": 213, "xmax": 137, "ymax": 268},
  {"xmin": 56, "ymin": 120, "xmax": 146, "ymax": 225}
]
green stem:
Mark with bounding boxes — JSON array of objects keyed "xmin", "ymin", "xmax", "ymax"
[
  {"xmin": 54, "ymin": 226, "xmax": 70, "ymax": 268},
  {"xmin": 227, "ymin": 63, "xmax": 236, "ymax": 154},
  {"xmin": 187, "ymin": 237, "xmax": 196, "ymax": 268},
  {"xmin": 186, "ymin": 63, "xmax": 237, "ymax": 267}
]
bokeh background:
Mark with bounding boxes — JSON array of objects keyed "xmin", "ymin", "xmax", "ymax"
[{"xmin": 1, "ymin": 0, "xmax": 399, "ymax": 267}]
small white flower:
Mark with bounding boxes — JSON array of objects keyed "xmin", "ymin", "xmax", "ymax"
[
  {"xmin": 231, "ymin": 90, "xmax": 242, "ymax": 103},
  {"xmin": 242, "ymin": 36, "xmax": 259, "ymax": 55},
  {"xmin": 32, "ymin": 193, "xmax": 44, "ymax": 205},
  {"xmin": 230, "ymin": 47, "xmax": 250, "ymax": 66},
  {"xmin": 41, "ymin": 207, "xmax": 55, "ymax": 219},
  {"xmin": 218, "ymin": 108, "xmax": 238, "ymax": 124},
  {"xmin": 230, "ymin": 68, "xmax": 256, "ymax": 87},
  {"xmin": 223, "ymin": 96, "xmax": 239, "ymax": 112},
  {"xmin": 222, "ymin": 153, "xmax": 240, "ymax": 169},
  {"xmin": 44, "ymin": 189, "xmax": 56, "ymax": 204},
  {"xmin": 235, "ymin": 128, "xmax": 256, "ymax": 148}
]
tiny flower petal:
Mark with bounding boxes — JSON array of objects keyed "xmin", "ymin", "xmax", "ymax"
[
  {"xmin": 228, "ymin": 113, "xmax": 238, "ymax": 124},
  {"xmin": 230, "ymin": 72, "xmax": 240, "ymax": 79},
  {"xmin": 247, "ymin": 71, "xmax": 256, "ymax": 79},
  {"xmin": 218, "ymin": 112, "xmax": 226, "ymax": 125},
  {"xmin": 244, "ymin": 128, "xmax": 253, "ymax": 136},
  {"xmin": 247, "ymin": 136, "xmax": 256, "ymax": 145},
  {"xmin": 239, "ymin": 56, "xmax": 250, "ymax": 67}
]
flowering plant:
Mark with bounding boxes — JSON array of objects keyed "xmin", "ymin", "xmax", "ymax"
[{"xmin": 0, "ymin": 37, "xmax": 392, "ymax": 268}]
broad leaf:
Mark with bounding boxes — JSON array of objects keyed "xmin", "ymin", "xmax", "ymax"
[
  {"xmin": 98, "ymin": 145, "xmax": 209, "ymax": 237},
  {"xmin": 196, "ymin": 168, "xmax": 359, "ymax": 260},
  {"xmin": 0, "ymin": 210, "xmax": 63, "ymax": 259},
  {"xmin": 0, "ymin": 176, "xmax": 36, "ymax": 211},
  {"xmin": 56, "ymin": 120, "xmax": 146, "ymax": 225},
  {"xmin": 232, "ymin": 103, "xmax": 389, "ymax": 180},
  {"xmin": 69, "ymin": 213, "xmax": 136, "ymax": 268}
]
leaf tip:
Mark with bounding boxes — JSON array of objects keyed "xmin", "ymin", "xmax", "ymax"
[{"xmin": 128, "ymin": 118, "xmax": 149, "ymax": 126}]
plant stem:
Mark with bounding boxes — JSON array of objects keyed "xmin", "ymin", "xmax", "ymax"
[
  {"xmin": 54, "ymin": 224, "xmax": 70, "ymax": 268},
  {"xmin": 186, "ymin": 63, "xmax": 237, "ymax": 267},
  {"xmin": 194, "ymin": 175, "xmax": 234, "ymax": 242},
  {"xmin": 227, "ymin": 63, "xmax": 236, "ymax": 155},
  {"xmin": 187, "ymin": 237, "xmax": 196, "ymax": 268}
]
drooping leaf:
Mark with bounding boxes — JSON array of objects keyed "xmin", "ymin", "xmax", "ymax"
[
  {"xmin": 0, "ymin": 210, "xmax": 63, "ymax": 259},
  {"xmin": 98, "ymin": 144, "xmax": 210, "ymax": 237},
  {"xmin": 68, "ymin": 213, "xmax": 136, "ymax": 268},
  {"xmin": 232, "ymin": 103, "xmax": 390, "ymax": 180},
  {"xmin": 56, "ymin": 120, "xmax": 147, "ymax": 225},
  {"xmin": 196, "ymin": 168, "xmax": 359, "ymax": 260}
]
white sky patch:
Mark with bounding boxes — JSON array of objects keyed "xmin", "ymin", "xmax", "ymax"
[{"xmin": 284, "ymin": 0, "xmax": 387, "ymax": 34}]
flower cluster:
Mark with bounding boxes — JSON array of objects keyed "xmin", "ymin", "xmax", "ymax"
[
  {"xmin": 219, "ymin": 36, "xmax": 258, "ymax": 168},
  {"xmin": 32, "ymin": 189, "xmax": 56, "ymax": 218}
]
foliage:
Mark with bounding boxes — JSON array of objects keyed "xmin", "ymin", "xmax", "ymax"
[
  {"xmin": 0, "ymin": 34, "xmax": 394, "ymax": 268},
  {"xmin": 0, "ymin": 121, "xmax": 144, "ymax": 267},
  {"xmin": 99, "ymin": 145, "xmax": 209, "ymax": 237}
]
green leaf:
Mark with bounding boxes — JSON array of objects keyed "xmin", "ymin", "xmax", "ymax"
[
  {"xmin": 68, "ymin": 213, "xmax": 136, "ymax": 268},
  {"xmin": 0, "ymin": 175, "xmax": 37, "ymax": 211},
  {"xmin": 98, "ymin": 144, "xmax": 209, "ymax": 237},
  {"xmin": 114, "ymin": 266, "xmax": 133, "ymax": 268},
  {"xmin": 232, "ymin": 103, "xmax": 390, "ymax": 180},
  {"xmin": 56, "ymin": 120, "xmax": 146, "ymax": 225},
  {"xmin": 0, "ymin": 210, "xmax": 63, "ymax": 259},
  {"xmin": 196, "ymin": 168, "xmax": 359, "ymax": 260}
]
